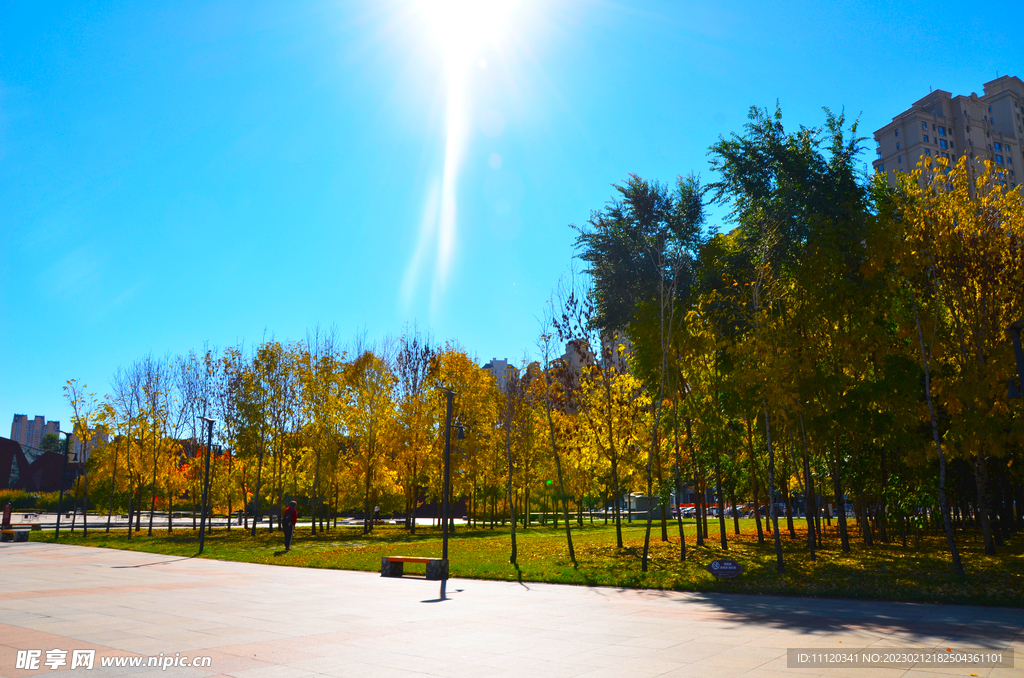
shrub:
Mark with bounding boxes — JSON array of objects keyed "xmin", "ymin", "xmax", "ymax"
[
  {"xmin": 35, "ymin": 492, "xmax": 62, "ymax": 513},
  {"xmin": 0, "ymin": 489, "xmax": 37, "ymax": 510}
]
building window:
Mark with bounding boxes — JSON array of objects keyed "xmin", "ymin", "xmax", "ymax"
[
  {"xmin": 898, "ymin": 156, "xmax": 903, "ymax": 163},
  {"xmin": 922, "ymin": 122, "xmax": 928, "ymax": 130},
  {"xmin": 940, "ymin": 139, "xmax": 947, "ymax": 149},
  {"xmin": 925, "ymin": 149, "xmax": 931, "ymax": 156},
  {"xmin": 939, "ymin": 126, "xmax": 946, "ymax": 136},
  {"xmin": 1009, "ymin": 156, "xmax": 1014, "ymax": 165},
  {"xmin": 878, "ymin": 164, "xmax": 884, "ymax": 172},
  {"xmin": 895, "ymin": 129, "xmax": 900, "ymax": 137},
  {"xmin": 996, "ymin": 155, "xmax": 1004, "ymax": 164},
  {"xmin": 896, "ymin": 142, "xmax": 901, "ymax": 150},
  {"xmin": 994, "ymin": 142, "xmax": 1002, "ymax": 151},
  {"xmin": 924, "ymin": 135, "xmax": 930, "ymax": 142}
]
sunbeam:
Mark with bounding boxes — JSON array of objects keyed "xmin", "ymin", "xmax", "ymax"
[{"xmin": 400, "ymin": 0, "xmax": 525, "ymax": 316}]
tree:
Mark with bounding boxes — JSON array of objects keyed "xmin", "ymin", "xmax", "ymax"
[
  {"xmin": 347, "ymin": 338, "xmax": 397, "ymax": 535},
  {"xmin": 885, "ymin": 155, "xmax": 1024, "ymax": 562},
  {"xmin": 38, "ymin": 433, "xmax": 62, "ymax": 453},
  {"xmin": 395, "ymin": 326, "xmax": 435, "ymax": 533},
  {"xmin": 574, "ymin": 174, "xmax": 706, "ymax": 571},
  {"xmin": 537, "ymin": 317, "xmax": 577, "ymax": 566}
]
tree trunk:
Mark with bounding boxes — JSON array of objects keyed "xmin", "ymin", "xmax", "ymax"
[
  {"xmin": 731, "ymin": 492, "xmax": 740, "ymax": 535},
  {"xmin": 147, "ymin": 446, "xmax": 157, "ymax": 536},
  {"xmin": 797, "ymin": 412, "xmax": 816, "ymax": 559},
  {"xmin": 783, "ymin": 468, "xmax": 795, "ymax": 539},
  {"xmin": 714, "ymin": 447, "xmax": 727, "ymax": 550},
  {"xmin": 877, "ymin": 450, "xmax": 889, "ymax": 542},
  {"xmin": 544, "ymin": 401, "xmax": 576, "ymax": 566},
  {"xmin": 673, "ymin": 404, "xmax": 686, "ymax": 561},
  {"xmin": 106, "ymin": 440, "xmax": 117, "ymax": 533},
  {"xmin": 611, "ymin": 455, "xmax": 623, "ymax": 549},
  {"xmin": 410, "ymin": 457, "xmax": 418, "ymax": 535},
  {"xmin": 81, "ymin": 442, "xmax": 89, "ymax": 537},
  {"xmin": 505, "ymin": 407, "xmax": 517, "ymax": 566},
  {"xmin": 695, "ymin": 476, "xmax": 704, "ymax": 545},
  {"xmin": 363, "ymin": 455, "xmax": 373, "ymax": 536},
  {"xmin": 125, "ymin": 447, "xmax": 134, "ymax": 540},
  {"xmin": 250, "ymin": 447, "xmax": 265, "ymax": 537},
  {"xmin": 998, "ymin": 461, "xmax": 1014, "ymax": 537},
  {"xmin": 911, "ymin": 289, "xmax": 964, "ymax": 575},
  {"xmin": 973, "ymin": 455, "xmax": 996, "ymax": 554},
  {"xmin": 746, "ymin": 416, "xmax": 764, "ymax": 544},
  {"xmin": 764, "ymin": 402, "xmax": 784, "ymax": 573},
  {"xmin": 831, "ymin": 451, "xmax": 850, "ymax": 553},
  {"xmin": 642, "ymin": 398, "xmax": 664, "ymax": 572},
  {"xmin": 858, "ymin": 494, "xmax": 873, "ymax": 546}
]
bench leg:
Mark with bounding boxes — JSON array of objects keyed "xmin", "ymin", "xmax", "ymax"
[
  {"xmin": 425, "ymin": 559, "xmax": 448, "ymax": 581},
  {"xmin": 381, "ymin": 557, "xmax": 404, "ymax": 578}
]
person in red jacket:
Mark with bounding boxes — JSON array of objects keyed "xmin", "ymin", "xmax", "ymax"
[{"xmin": 283, "ymin": 501, "xmax": 298, "ymax": 552}]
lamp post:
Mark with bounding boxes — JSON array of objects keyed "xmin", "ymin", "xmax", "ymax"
[
  {"xmin": 55, "ymin": 431, "xmax": 72, "ymax": 540},
  {"xmin": 197, "ymin": 416, "xmax": 215, "ymax": 554},
  {"xmin": 1009, "ymin": 319, "xmax": 1024, "ymax": 399},
  {"xmin": 440, "ymin": 389, "xmax": 454, "ymax": 599}
]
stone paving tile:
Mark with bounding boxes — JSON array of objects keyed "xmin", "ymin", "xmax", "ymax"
[{"xmin": 1, "ymin": 541, "xmax": 1021, "ymax": 678}]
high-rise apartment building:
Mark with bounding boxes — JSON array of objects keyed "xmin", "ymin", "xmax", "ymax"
[
  {"xmin": 482, "ymin": 358, "xmax": 518, "ymax": 391},
  {"xmin": 71, "ymin": 429, "xmax": 108, "ymax": 463},
  {"xmin": 873, "ymin": 75, "xmax": 1023, "ymax": 189},
  {"xmin": 9, "ymin": 414, "xmax": 60, "ymax": 449}
]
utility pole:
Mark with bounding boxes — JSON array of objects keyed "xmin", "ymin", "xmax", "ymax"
[
  {"xmin": 55, "ymin": 431, "xmax": 72, "ymax": 540},
  {"xmin": 197, "ymin": 417, "xmax": 215, "ymax": 554},
  {"xmin": 440, "ymin": 388, "xmax": 453, "ymax": 600}
]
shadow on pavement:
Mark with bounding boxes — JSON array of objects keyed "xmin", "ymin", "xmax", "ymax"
[
  {"xmin": 641, "ymin": 590, "xmax": 1022, "ymax": 649},
  {"xmin": 112, "ymin": 556, "xmax": 196, "ymax": 568}
]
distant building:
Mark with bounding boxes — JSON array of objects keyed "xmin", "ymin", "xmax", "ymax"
[
  {"xmin": 9, "ymin": 415, "xmax": 60, "ymax": 450},
  {"xmin": 71, "ymin": 428, "xmax": 108, "ymax": 463},
  {"xmin": 482, "ymin": 358, "xmax": 519, "ymax": 391},
  {"xmin": 873, "ymin": 75, "xmax": 1023, "ymax": 190},
  {"xmin": 557, "ymin": 332, "xmax": 631, "ymax": 377}
]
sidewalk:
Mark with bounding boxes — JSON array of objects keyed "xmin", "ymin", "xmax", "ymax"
[{"xmin": 0, "ymin": 541, "xmax": 1020, "ymax": 677}]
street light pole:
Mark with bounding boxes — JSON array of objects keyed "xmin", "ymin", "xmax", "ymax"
[
  {"xmin": 55, "ymin": 431, "xmax": 72, "ymax": 540},
  {"xmin": 197, "ymin": 416, "xmax": 215, "ymax": 554},
  {"xmin": 440, "ymin": 388, "xmax": 454, "ymax": 600}
]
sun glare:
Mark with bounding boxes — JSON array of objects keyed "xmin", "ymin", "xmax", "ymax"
[
  {"xmin": 420, "ymin": 0, "xmax": 520, "ymax": 68},
  {"xmin": 402, "ymin": 0, "xmax": 525, "ymax": 315}
]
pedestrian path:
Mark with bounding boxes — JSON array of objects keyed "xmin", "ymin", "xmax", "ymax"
[{"xmin": 0, "ymin": 542, "xmax": 1020, "ymax": 677}]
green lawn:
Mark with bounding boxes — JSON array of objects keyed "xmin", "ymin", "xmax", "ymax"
[{"xmin": 38, "ymin": 517, "xmax": 1024, "ymax": 607}]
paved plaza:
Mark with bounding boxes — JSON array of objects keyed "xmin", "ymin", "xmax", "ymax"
[{"xmin": 0, "ymin": 542, "xmax": 1021, "ymax": 678}]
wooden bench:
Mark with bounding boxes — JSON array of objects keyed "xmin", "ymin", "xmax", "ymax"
[
  {"xmin": 381, "ymin": 556, "xmax": 447, "ymax": 580},
  {"xmin": 1, "ymin": 529, "xmax": 30, "ymax": 542}
]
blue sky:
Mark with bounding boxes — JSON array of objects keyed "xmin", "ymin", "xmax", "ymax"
[{"xmin": 2, "ymin": 0, "xmax": 1021, "ymax": 429}]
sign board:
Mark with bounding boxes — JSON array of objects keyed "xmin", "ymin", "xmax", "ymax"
[{"xmin": 705, "ymin": 558, "xmax": 743, "ymax": 578}]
